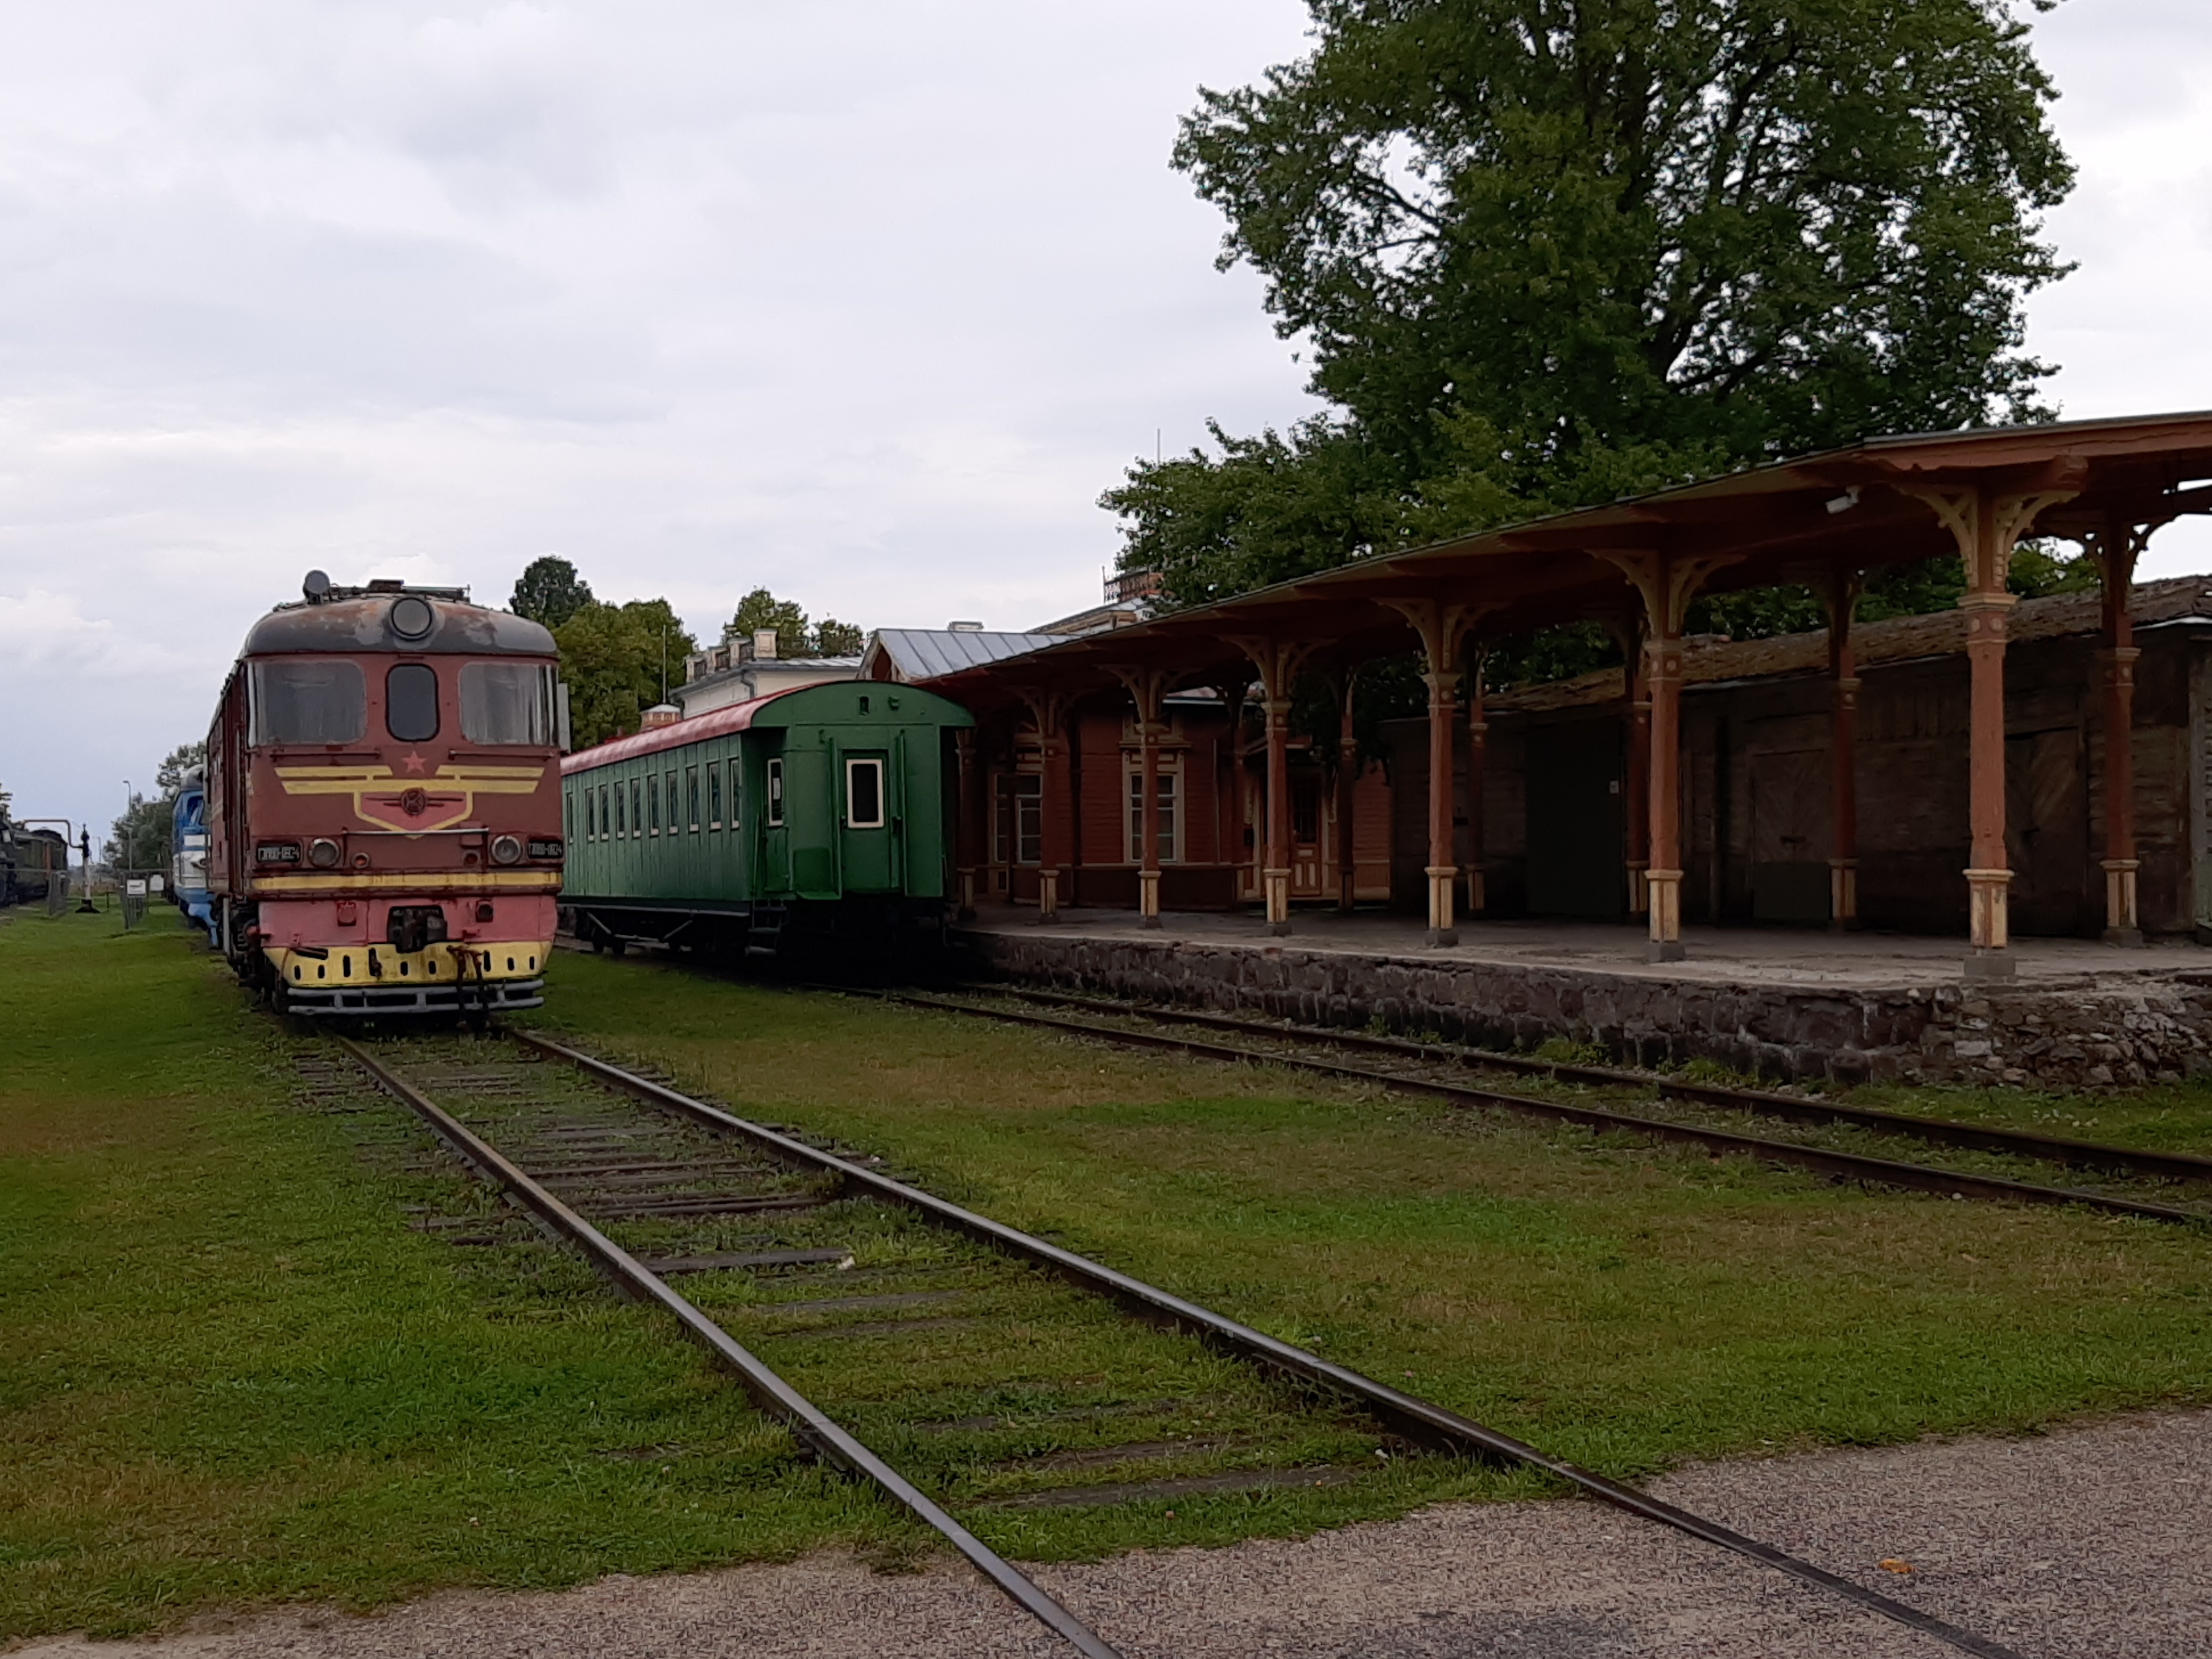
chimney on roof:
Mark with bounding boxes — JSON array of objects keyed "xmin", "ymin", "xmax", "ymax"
[
  {"xmin": 753, "ymin": 629, "xmax": 778, "ymax": 659},
  {"xmin": 640, "ymin": 703, "xmax": 682, "ymax": 731},
  {"xmin": 947, "ymin": 620, "xmax": 984, "ymax": 632}
]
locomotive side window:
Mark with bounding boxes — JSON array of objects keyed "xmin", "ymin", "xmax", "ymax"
[
  {"xmin": 846, "ymin": 758, "xmax": 885, "ymax": 828},
  {"xmin": 460, "ymin": 662, "xmax": 556, "ymax": 745},
  {"xmin": 766, "ymin": 759, "xmax": 784, "ymax": 826},
  {"xmin": 249, "ymin": 661, "xmax": 365, "ymax": 745},
  {"xmin": 385, "ymin": 663, "xmax": 440, "ymax": 742}
]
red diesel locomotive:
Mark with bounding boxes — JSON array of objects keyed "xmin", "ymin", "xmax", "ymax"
[{"xmin": 206, "ymin": 572, "xmax": 568, "ymax": 1015}]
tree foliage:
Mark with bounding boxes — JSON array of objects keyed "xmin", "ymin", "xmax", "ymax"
[
  {"xmin": 104, "ymin": 745, "xmax": 210, "ymax": 870},
  {"xmin": 554, "ymin": 600, "xmax": 698, "ymax": 749},
  {"xmin": 1109, "ymin": 0, "xmax": 2076, "ymax": 634},
  {"xmin": 725, "ymin": 589, "xmax": 866, "ymax": 658},
  {"xmin": 511, "ymin": 556, "xmax": 596, "ymax": 629}
]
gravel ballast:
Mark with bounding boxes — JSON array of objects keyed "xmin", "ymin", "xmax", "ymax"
[{"xmin": 14, "ymin": 1409, "xmax": 2208, "ymax": 1659}]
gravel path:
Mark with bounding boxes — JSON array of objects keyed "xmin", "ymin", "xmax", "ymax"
[{"xmin": 16, "ymin": 1409, "xmax": 2209, "ymax": 1659}]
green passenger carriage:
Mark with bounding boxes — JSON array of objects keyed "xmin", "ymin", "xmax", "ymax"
[{"xmin": 558, "ymin": 680, "xmax": 973, "ymax": 960}]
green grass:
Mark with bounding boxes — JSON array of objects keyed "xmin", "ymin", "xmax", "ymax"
[
  {"xmin": 525, "ymin": 952, "xmax": 2212, "ymax": 1484},
  {"xmin": 9, "ymin": 910, "xmax": 2212, "ymax": 1641},
  {"xmin": 0, "ymin": 913, "xmax": 901, "ymax": 1641}
]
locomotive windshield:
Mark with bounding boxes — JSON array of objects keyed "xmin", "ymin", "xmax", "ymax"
[
  {"xmin": 460, "ymin": 662, "xmax": 556, "ymax": 745},
  {"xmin": 250, "ymin": 660, "xmax": 366, "ymax": 745}
]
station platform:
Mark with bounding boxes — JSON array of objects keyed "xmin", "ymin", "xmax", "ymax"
[{"xmin": 956, "ymin": 905, "xmax": 2212, "ymax": 1089}]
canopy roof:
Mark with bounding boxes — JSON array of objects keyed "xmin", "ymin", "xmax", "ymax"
[{"xmin": 918, "ymin": 411, "xmax": 2212, "ymax": 711}]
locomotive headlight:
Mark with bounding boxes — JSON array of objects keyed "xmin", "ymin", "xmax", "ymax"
[
  {"xmin": 490, "ymin": 833, "xmax": 523, "ymax": 865},
  {"xmin": 307, "ymin": 837, "xmax": 342, "ymax": 869}
]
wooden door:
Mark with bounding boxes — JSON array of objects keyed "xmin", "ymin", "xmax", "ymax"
[
  {"xmin": 2007, "ymin": 727, "xmax": 2086, "ymax": 935},
  {"xmin": 1750, "ymin": 749, "xmax": 1830, "ymax": 923}
]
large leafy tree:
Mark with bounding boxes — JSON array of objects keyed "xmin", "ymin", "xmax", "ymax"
[
  {"xmin": 728, "ymin": 588, "xmax": 813, "ymax": 659},
  {"xmin": 511, "ymin": 556, "xmax": 596, "ymax": 629},
  {"xmin": 1110, "ymin": 0, "xmax": 2075, "ymax": 633},
  {"xmin": 555, "ymin": 600, "xmax": 698, "ymax": 749}
]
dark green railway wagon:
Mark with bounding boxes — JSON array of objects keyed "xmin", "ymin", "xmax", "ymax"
[{"xmin": 558, "ymin": 680, "xmax": 972, "ymax": 959}]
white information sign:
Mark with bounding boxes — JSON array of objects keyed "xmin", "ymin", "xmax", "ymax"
[{"xmin": 125, "ymin": 879, "xmax": 147, "ymax": 895}]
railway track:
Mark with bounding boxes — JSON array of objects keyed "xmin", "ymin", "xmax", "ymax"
[
  {"xmin": 882, "ymin": 984, "xmax": 2212, "ymax": 1227},
  {"xmin": 315, "ymin": 1023, "xmax": 2029, "ymax": 1659}
]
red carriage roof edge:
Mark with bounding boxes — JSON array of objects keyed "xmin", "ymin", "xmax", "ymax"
[{"xmin": 560, "ymin": 685, "xmax": 814, "ymax": 775}]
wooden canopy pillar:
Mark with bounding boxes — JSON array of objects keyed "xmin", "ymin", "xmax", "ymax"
[
  {"xmin": 1820, "ymin": 571, "xmax": 1863, "ymax": 931},
  {"xmin": 1465, "ymin": 650, "xmax": 1488, "ymax": 917},
  {"xmin": 1231, "ymin": 637, "xmax": 1318, "ymax": 935},
  {"xmin": 1109, "ymin": 666, "xmax": 1175, "ymax": 929},
  {"xmin": 2083, "ymin": 513, "xmax": 2154, "ymax": 946},
  {"xmin": 1336, "ymin": 669, "xmax": 1359, "ymax": 914},
  {"xmin": 1016, "ymin": 687, "xmax": 1072, "ymax": 922},
  {"xmin": 952, "ymin": 725, "xmax": 981, "ymax": 919},
  {"xmin": 1384, "ymin": 600, "xmax": 1488, "ymax": 946},
  {"xmin": 1597, "ymin": 551, "xmax": 1736, "ymax": 961},
  {"xmin": 1901, "ymin": 477, "xmax": 2081, "ymax": 978}
]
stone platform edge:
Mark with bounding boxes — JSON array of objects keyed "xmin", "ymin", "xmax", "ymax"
[{"xmin": 958, "ymin": 930, "xmax": 2212, "ymax": 1090}]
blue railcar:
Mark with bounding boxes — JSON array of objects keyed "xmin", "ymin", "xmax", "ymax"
[{"xmin": 171, "ymin": 770, "xmax": 216, "ymax": 939}]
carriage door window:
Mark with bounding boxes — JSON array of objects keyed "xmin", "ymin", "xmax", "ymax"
[
  {"xmin": 385, "ymin": 663, "xmax": 439, "ymax": 742},
  {"xmin": 686, "ymin": 765, "xmax": 700, "ymax": 831},
  {"xmin": 846, "ymin": 758, "xmax": 885, "ymax": 828},
  {"xmin": 766, "ymin": 759, "xmax": 785, "ymax": 826},
  {"xmin": 708, "ymin": 761, "xmax": 723, "ymax": 829}
]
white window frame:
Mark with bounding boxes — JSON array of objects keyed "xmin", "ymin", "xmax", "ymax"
[
  {"xmin": 766, "ymin": 758, "xmax": 785, "ymax": 827},
  {"xmin": 1125, "ymin": 761, "xmax": 1179, "ymax": 864},
  {"xmin": 845, "ymin": 757, "xmax": 886, "ymax": 828}
]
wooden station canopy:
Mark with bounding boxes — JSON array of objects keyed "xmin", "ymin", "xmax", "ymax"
[{"xmin": 926, "ymin": 411, "xmax": 2212, "ymax": 973}]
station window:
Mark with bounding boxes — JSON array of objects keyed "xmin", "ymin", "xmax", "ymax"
[
  {"xmin": 995, "ymin": 774, "xmax": 1042, "ymax": 866},
  {"xmin": 707, "ymin": 761, "xmax": 723, "ymax": 829},
  {"xmin": 385, "ymin": 663, "xmax": 440, "ymax": 742},
  {"xmin": 766, "ymin": 758, "xmax": 784, "ymax": 827},
  {"xmin": 1125, "ymin": 767, "xmax": 1178, "ymax": 864},
  {"xmin": 687, "ymin": 765, "xmax": 700, "ymax": 831},
  {"xmin": 847, "ymin": 758, "xmax": 885, "ymax": 828}
]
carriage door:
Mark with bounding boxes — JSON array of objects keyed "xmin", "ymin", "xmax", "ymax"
[
  {"xmin": 760, "ymin": 752, "xmax": 791, "ymax": 893},
  {"xmin": 839, "ymin": 748, "xmax": 897, "ymax": 893}
]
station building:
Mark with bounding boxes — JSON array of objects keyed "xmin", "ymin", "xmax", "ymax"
[{"xmin": 888, "ymin": 414, "xmax": 2212, "ymax": 1088}]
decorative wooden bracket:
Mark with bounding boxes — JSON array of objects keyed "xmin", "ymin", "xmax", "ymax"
[
  {"xmin": 1590, "ymin": 550, "xmax": 1741, "ymax": 638},
  {"xmin": 1896, "ymin": 483, "xmax": 2082, "ymax": 593},
  {"xmin": 1377, "ymin": 599, "xmax": 1498, "ymax": 682},
  {"xmin": 1105, "ymin": 664, "xmax": 1176, "ymax": 730},
  {"xmin": 1226, "ymin": 636, "xmax": 1322, "ymax": 708}
]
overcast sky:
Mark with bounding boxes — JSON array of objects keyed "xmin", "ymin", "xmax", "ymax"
[{"xmin": 1, "ymin": 1, "xmax": 2207, "ymax": 845}]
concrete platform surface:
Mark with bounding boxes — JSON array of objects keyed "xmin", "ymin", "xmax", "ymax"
[
  {"xmin": 964, "ymin": 903, "xmax": 2208, "ymax": 993},
  {"xmin": 15, "ymin": 1409, "xmax": 2207, "ymax": 1659}
]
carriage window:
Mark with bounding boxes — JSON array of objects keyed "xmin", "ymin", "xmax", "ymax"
[
  {"xmin": 666, "ymin": 770, "xmax": 679, "ymax": 835},
  {"xmin": 385, "ymin": 663, "xmax": 440, "ymax": 742},
  {"xmin": 729, "ymin": 758, "xmax": 743, "ymax": 827},
  {"xmin": 629, "ymin": 777, "xmax": 641, "ymax": 835},
  {"xmin": 459, "ymin": 662, "xmax": 556, "ymax": 745},
  {"xmin": 648, "ymin": 773, "xmax": 661, "ymax": 833},
  {"xmin": 601, "ymin": 781, "xmax": 612, "ymax": 837},
  {"xmin": 766, "ymin": 759, "xmax": 784, "ymax": 827},
  {"xmin": 249, "ymin": 660, "xmax": 365, "ymax": 745},
  {"xmin": 686, "ymin": 765, "xmax": 700, "ymax": 831},
  {"xmin": 580, "ymin": 786, "xmax": 592, "ymax": 840},
  {"xmin": 846, "ymin": 759, "xmax": 885, "ymax": 828},
  {"xmin": 708, "ymin": 761, "xmax": 723, "ymax": 828}
]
